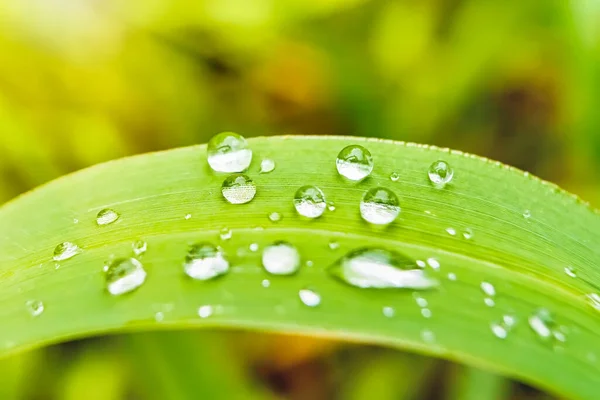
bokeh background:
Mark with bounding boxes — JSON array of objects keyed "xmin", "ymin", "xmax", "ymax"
[{"xmin": 1, "ymin": 0, "xmax": 599, "ymax": 399}]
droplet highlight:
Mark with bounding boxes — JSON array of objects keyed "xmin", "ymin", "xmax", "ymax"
[
  {"xmin": 428, "ymin": 160, "xmax": 454, "ymax": 187},
  {"xmin": 96, "ymin": 209, "xmax": 119, "ymax": 226},
  {"xmin": 207, "ymin": 131, "xmax": 252, "ymax": 173},
  {"xmin": 184, "ymin": 243, "xmax": 229, "ymax": 280},
  {"xmin": 53, "ymin": 242, "xmax": 81, "ymax": 261},
  {"xmin": 105, "ymin": 258, "xmax": 147, "ymax": 296},
  {"xmin": 360, "ymin": 187, "xmax": 400, "ymax": 225},
  {"xmin": 26, "ymin": 300, "xmax": 44, "ymax": 317},
  {"xmin": 336, "ymin": 145, "xmax": 374, "ymax": 181},
  {"xmin": 293, "ymin": 185, "xmax": 327, "ymax": 218}
]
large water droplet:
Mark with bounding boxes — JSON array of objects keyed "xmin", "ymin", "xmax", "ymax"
[
  {"xmin": 53, "ymin": 242, "xmax": 81, "ymax": 261},
  {"xmin": 96, "ymin": 208, "xmax": 119, "ymax": 226},
  {"xmin": 428, "ymin": 160, "xmax": 453, "ymax": 187},
  {"xmin": 26, "ymin": 300, "xmax": 44, "ymax": 317},
  {"xmin": 262, "ymin": 242, "xmax": 301, "ymax": 275},
  {"xmin": 360, "ymin": 187, "xmax": 400, "ymax": 225},
  {"xmin": 336, "ymin": 145, "xmax": 373, "ymax": 181},
  {"xmin": 259, "ymin": 158, "xmax": 275, "ymax": 173},
  {"xmin": 294, "ymin": 186, "xmax": 327, "ymax": 218},
  {"xmin": 132, "ymin": 240, "xmax": 147, "ymax": 256},
  {"xmin": 299, "ymin": 287, "xmax": 321, "ymax": 307},
  {"xmin": 105, "ymin": 258, "xmax": 147, "ymax": 295},
  {"xmin": 184, "ymin": 243, "xmax": 229, "ymax": 280},
  {"xmin": 221, "ymin": 174, "xmax": 256, "ymax": 204},
  {"xmin": 528, "ymin": 308, "xmax": 555, "ymax": 341},
  {"xmin": 207, "ymin": 131, "xmax": 252, "ymax": 173},
  {"xmin": 327, "ymin": 248, "xmax": 438, "ymax": 289}
]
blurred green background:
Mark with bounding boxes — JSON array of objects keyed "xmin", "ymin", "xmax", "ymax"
[{"xmin": 1, "ymin": 0, "xmax": 599, "ymax": 398}]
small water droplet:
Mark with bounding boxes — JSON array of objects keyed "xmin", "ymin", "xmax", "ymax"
[
  {"xmin": 426, "ymin": 258, "xmax": 440, "ymax": 270},
  {"xmin": 327, "ymin": 201, "xmax": 336, "ymax": 212},
  {"xmin": 53, "ymin": 242, "xmax": 81, "ymax": 261},
  {"xmin": 185, "ymin": 214, "xmax": 192, "ymax": 220},
  {"xmin": 305, "ymin": 260, "xmax": 314, "ymax": 267},
  {"xmin": 586, "ymin": 293, "xmax": 600, "ymax": 310},
  {"xmin": 480, "ymin": 281, "xmax": 496, "ymax": 297},
  {"xmin": 336, "ymin": 145, "xmax": 373, "ymax": 181},
  {"xmin": 490, "ymin": 323, "xmax": 507, "ymax": 339},
  {"xmin": 207, "ymin": 131, "xmax": 252, "ymax": 173},
  {"xmin": 261, "ymin": 279, "xmax": 271, "ymax": 288},
  {"xmin": 221, "ymin": 174, "xmax": 256, "ymax": 204},
  {"xmin": 462, "ymin": 228, "xmax": 473, "ymax": 240},
  {"xmin": 360, "ymin": 187, "xmax": 400, "ymax": 225},
  {"xmin": 294, "ymin": 186, "xmax": 326, "ymax": 218},
  {"xmin": 428, "ymin": 160, "xmax": 453, "ymax": 187},
  {"xmin": 299, "ymin": 287, "xmax": 321, "ymax": 307},
  {"xmin": 73, "ymin": 218, "xmax": 79, "ymax": 224},
  {"xmin": 447, "ymin": 272, "xmax": 457, "ymax": 281},
  {"xmin": 155, "ymin": 312, "xmax": 164, "ymax": 322},
  {"xmin": 328, "ymin": 240, "xmax": 340, "ymax": 250},
  {"xmin": 484, "ymin": 298, "xmax": 495, "ymax": 307},
  {"xmin": 132, "ymin": 240, "xmax": 147, "ymax": 256},
  {"xmin": 382, "ymin": 306, "xmax": 395, "ymax": 317},
  {"xmin": 184, "ymin": 244, "xmax": 229, "ymax": 281},
  {"xmin": 327, "ymin": 248, "xmax": 438, "ymax": 289},
  {"xmin": 259, "ymin": 158, "xmax": 275, "ymax": 173},
  {"xmin": 220, "ymin": 227, "xmax": 232, "ymax": 240},
  {"xmin": 249, "ymin": 243, "xmax": 259, "ymax": 252},
  {"xmin": 421, "ymin": 308, "xmax": 432, "ymax": 318},
  {"xmin": 105, "ymin": 258, "xmax": 147, "ymax": 295},
  {"xmin": 528, "ymin": 308, "xmax": 554, "ymax": 341},
  {"xmin": 421, "ymin": 329, "xmax": 435, "ymax": 343},
  {"xmin": 523, "ymin": 209, "xmax": 531, "ymax": 219},
  {"xmin": 414, "ymin": 295, "xmax": 428, "ymax": 308},
  {"xmin": 96, "ymin": 209, "xmax": 119, "ymax": 226},
  {"xmin": 198, "ymin": 305, "xmax": 214, "ymax": 318},
  {"xmin": 564, "ymin": 266, "xmax": 576, "ymax": 278},
  {"xmin": 262, "ymin": 242, "xmax": 301, "ymax": 275},
  {"xmin": 26, "ymin": 300, "xmax": 44, "ymax": 317},
  {"xmin": 389, "ymin": 172, "xmax": 400, "ymax": 182},
  {"xmin": 445, "ymin": 227, "xmax": 457, "ymax": 236},
  {"xmin": 268, "ymin": 212, "xmax": 282, "ymax": 222},
  {"xmin": 503, "ymin": 315, "xmax": 517, "ymax": 327}
]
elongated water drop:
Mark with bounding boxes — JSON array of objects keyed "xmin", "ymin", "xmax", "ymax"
[
  {"xmin": 259, "ymin": 158, "xmax": 275, "ymax": 173},
  {"xmin": 184, "ymin": 243, "xmax": 229, "ymax": 280},
  {"xmin": 480, "ymin": 281, "xmax": 496, "ymax": 297},
  {"xmin": 207, "ymin": 131, "xmax": 252, "ymax": 173},
  {"xmin": 26, "ymin": 300, "xmax": 44, "ymax": 317},
  {"xmin": 327, "ymin": 248, "xmax": 438, "ymax": 289},
  {"xmin": 528, "ymin": 308, "xmax": 555, "ymax": 341},
  {"xmin": 96, "ymin": 209, "xmax": 119, "ymax": 226},
  {"xmin": 262, "ymin": 242, "xmax": 300, "ymax": 275},
  {"xmin": 221, "ymin": 174, "xmax": 256, "ymax": 204},
  {"xmin": 299, "ymin": 287, "xmax": 321, "ymax": 307},
  {"xmin": 490, "ymin": 323, "xmax": 507, "ymax": 339},
  {"xmin": 53, "ymin": 242, "xmax": 81, "ymax": 261},
  {"xmin": 428, "ymin": 160, "xmax": 453, "ymax": 187},
  {"xmin": 360, "ymin": 187, "xmax": 400, "ymax": 225},
  {"xmin": 105, "ymin": 258, "xmax": 147, "ymax": 295},
  {"xmin": 336, "ymin": 145, "xmax": 373, "ymax": 181},
  {"xmin": 294, "ymin": 186, "xmax": 326, "ymax": 218},
  {"xmin": 564, "ymin": 266, "xmax": 576, "ymax": 278},
  {"xmin": 132, "ymin": 240, "xmax": 147, "ymax": 256}
]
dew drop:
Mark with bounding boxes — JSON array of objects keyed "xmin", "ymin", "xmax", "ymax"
[
  {"xmin": 421, "ymin": 308, "xmax": 432, "ymax": 318},
  {"xmin": 299, "ymin": 287, "xmax": 321, "ymax": 307},
  {"xmin": 428, "ymin": 160, "xmax": 453, "ymax": 187},
  {"xmin": 185, "ymin": 214, "xmax": 192, "ymax": 220},
  {"xmin": 220, "ymin": 227, "xmax": 232, "ymax": 240},
  {"xmin": 154, "ymin": 312, "xmax": 164, "ymax": 322},
  {"xmin": 586, "ymin": 293, "xmax": 600, "ymax": 310},
  {"xmin": 389, "ymin": 172, "xmax": 400, "ymax": 182},
  {"xmin": 528, "ymin": 308, "xmax": 554, "ymax": 340},
  {"xmin": 426, "ymin": 258, "xmax": 440, "ymax": 270},
  {"xmin": 105, "ymin": 258, "xmax": 147, "ymax": 296},
  {"xmin": 447, "ymin": 272, "xmax": 457, "ymax": 281},
  {"xmin": 480, "ymin": 281, "xmax": 496, "ymax": 297},
  {"xmin": 445, "ymin": 227, "xmax": 457, "ymax": 236},
  {"xmin": 259, "ymin": 158, "xmax": 275, "ymax": 173},
  {"xmin": 249, "ymin": 243, "xmax": 259, "ymax": 252},
  {"xmin": 414, "ymin": 295, "xmax": 428, "ymax": 308},
  {"xmin": 327, "ymin": 248, "xmax": 437, "ymax": 289},
  {"xmin": 382, "ymin": 306, "xmax": 395, "ymax": 318},
  {"xmin": 490, "ymin": 323, "xmax": 507, "ymax": 339},
  {"xmin": 198, "ymin": 305, "xmax": 214, "ymax": 318},
  {"xmin": 327, "ymin": 202, "xmax": 336, "ymax": 212},
  {"xmin": 462, "ymin": 228, "xmax": 473, "ymax": 240},
  {"xmin": 73, "ymin": 218, "xmax": 79, "ymax": 224},
  {"xmin": 484, "ymin": 298, "xmax": 495, "ymax": 307},
  {"xmin": 26, "ymin": 300, "xmax": 44, "ymax": 317},
  {"xmin": 268, "ymin": 212, "xmax": 282, "ymax": 222},
  {"xmin": 262, "ymin": 242, "xmax": 301, "ymax": 275},
  {"xmin": 523, "ymin": 209, "xmax": 531, "ymax": 219},
  {"xmin": 305, "ymin": 260, "xmax": 314, "ymax": 267},
  {"xmin": 564, "ymin": 266, "xmax": 576, "ymax": 278},
  {"xmin": 421, "ymin": 329, "xmax": 435, "ymax": 343},
  {"xmin": 328, "ymin": 240, "xmax": 340, "ymax": 250},
  {"xmin": 221, "ymin": 174, "xmax": 256, "ymax": 204},
  {"xmin": 132, "ymin": 240, "xmax": 147, "ymax": 256},
  {"xmin": 207, "ymin": 131, "xmax": 252, "ymax": 173},
  {"xmin": 360, "ymin": 187, "xmax": 400, "ymax": 225},
  {"xmin": 53, "ymin": 242, "xmax": 81, "ymax": 261},
  {"xmin": 503, "ymin": 314, "xmax": 517, "ymax": 327},
  {"xmin": 261, "ymin": 279, "xmax": 271, "ymax": 288},
  {"xmin": 294, "ymin": 186, "xmax": 326, "ymax": 218},
  {"xmin": 336, "ymin": 145, "xmax": 373, "ymax": 181},
  {"xmin": 416, "ymin": 260, "xmax": 427, "ymax": 268},
  {"xmin": 96, "ymin": 209, "xmax": 119, "ymax": 226},
  {"xmin": 184, "ymin": 243, "xmax": 229, "ymax": 280}
]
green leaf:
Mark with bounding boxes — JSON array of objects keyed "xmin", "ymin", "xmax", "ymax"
[{"xmin": 1, "ymin": 136, "xmax": 599, "ymax": 399}]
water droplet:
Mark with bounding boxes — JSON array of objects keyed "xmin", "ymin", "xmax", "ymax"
[
  {"xmin": 336, "ymin": 145, "xmax": 374, "ymax": 181},
  {"xmin": 249, "ymin": 243, "xmax": 259, "ymax": 252},
  {"xmin": 73, "ymin": 218, "xmax": 79, "ymax": 224},
  {"xmin": 328, "ymin": 241, "xmax": 340, "ymax": 250},
  {"xmin": 184, "ymin": 243, "xmax": 229, "ymax": 280},
  {"xmin": 421, "ymin": 308, "xmax": 432, "ymax": 318},
  {"xmin": 382, "ymin": 306, "xmax": 395, "ymax": 317},
  {"xmin": 155, "ymin": 312, "xmax": 164, "ymax": 322},
  {"xmin": 185, "ymin": 214, "xmax": 192, "ymax": 220},
  {"xmin": 416, "ymin": 260, "xmax": 427, "ymax": 268},
  {"xmin": 26, "ymin": 300, "xmax": 44, "ymax": 317},
  {"xmin": 462, "ymin": 228, "xmax": 473, "ymax": 240},
  {"xmin": 327, "ymin": 201, "xmax": 336, "ymax": 211},
  {"xmin": 421, "ymin": 329, "xmax": 435, "ymax": 343},
  {"xmin": 528, "ymin": 308, "xmax": 554, "ymax": 340},
  {"xmin": 484, "ymin": 298, "xmax": 495, "ymax": 307},
  {"xmin": 360, "ymin": 187, "xmax": 400, "ymax": 225},
  {"xmin": 220, "ymin": 227, "xmax": 232, "ymax": 240},
  {"xmin": 447, "ymin": 272, "xmax": 457, "ymax": 281},
  {"xmin": 564, "ymin": 266, "xmax": 576, "ymax": 278},
  {"xmin": 262, "ymin": 242, "xmax": 301, "ymax": 275},
  {"xmin": 299, "ymin": 287, "xmax": 321, "ymax": 307},
  {"xmin": 389, "ymin": 172, "xmax": 400, "ymax": 182},
  {"xmin": 207, "ymin": 131, "xmax": 252, "ymax": 173},
  {"xmin": 268, "ymin": 212, "xmax": 282, "ymax": 222},
  {"xmin": 490, "ymin": 323, "xmax": 507, "ymax": 339},
  {"xmin": 428, "ymin": 160, "xmax": 454, "ymax": 187},
  {"xmin": 480, "ymin": 281, "xmax": 496, "ymax": 297},
  {"xmin": 261, "ymin": 279, "xmax": 271, "ymax": 288},
  {"xmin": 294, "ymin": 186, "xmax": 326, "ymax": 218},
  {"xmin": 198, "ymin": 305, "xmax": 214, "ymax": 318},
  {"xmin": 305, "ymin": 260, "xmax": 314, "ymax": 267},
  {"xmin": 523, "ymin": 209, "xmax": 531, "ymax": 219},
  {"xmin": 96, "ymin": 209, "xmax": 119, "ymax": 226},
  {"xmin": 445, "ymin": 227, "xmax": 457, "ymax": 236},
  {"xmin": 259, "ymin": 158, "xmax": 275, "ymax": 173},
  {"xmin": 415, "ymin": 296, "xmax": 428, "ymax": 308},
  {"xmin": 503, "ymin": 314, "xmax": 517, "ymax": 327},
  {"xmin": 53, "ymin": 242, "xmax": 81, "ymax": 261},
  {"xmin": 132, "ymin": 240, "xmax": 147, "ymax": 256},
  {"xmin": 221, "ymin": 174, "xmax": 256, "ymax": 204},
  {"xmin": 327, "ymin": 248, "xmax": 438, "ymax": 289},
  {"xmin": 105, "ymin": 258, "xmax": 147, "ymax": 295},
  {"xmin": 426, "ymin": 258, "xmax": 440, "ymax": 270}
]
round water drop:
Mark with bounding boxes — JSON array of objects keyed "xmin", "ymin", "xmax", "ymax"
[
  {"xmin": 132, "ymin": 240, "xmax": 147, "ymax": 256},
  {"xmin": 421, "ymin": 329, "xmax": 435, "ymax": 343},
  {"xmin": 528, "ymin": 308, "xmax": 555, "ymax": 340},
  {"xmin": 207, "ymin": 131, "xmax": 252, "ymax": 173},
  {"xmin": 259, "ymin": 158, "xmax": 275, "ymax": 173},
  {"xmin": 382, "ymin": 306, "xmax": 395, "ymax": 318},
  {"xmin": 484, "ymin": 298, "xmax": 495, "ymax": 307},
  {"xmin": 427, "ymin": 258, "xmax": 440, "ymax": 270},
  {"xmin": 221, "ymin": 174, "xmax": 256, "ymax": 204},
  {"xmin": 445, "ymin": 227, "xmax": 457, "ymax": 236},
  {"xmin": 220, "ymin": 227, "xmax": 232, "ymax": 240},
  {"xmin": 328, "ymin": 240, "xmax": 340, "ymax": 250},
  {"xmin": 360, "ymin": 187, "xmax": 400, "ymax": 225},
  {"xmin": 155, "ymin": 312, "xmax": 164, "ymax": 322},
  {"xmin": 261, "ymin": 279, "xmax": 271, "ymax": 288},
  {"xmin": 564, "ymin": 266, "xmax": 576, "ymax": 278},
  {"xmin": 327, "ymin": 201, "xmax": 336, "ymax": 211},
  {"xmin": 184, "ymin": 243, "xmax": 229, "ymax": 280},
  {"xmin": 416, "ymin": 260, "xmax": 427, "ymax": 268},
  {"xmin": 336, "ymin": 145, "xmax": 373, "ymax": 181},
  {"xmin": 480, "ymin": 281, "xmax": 496, "ymax": 297},
  {"xmin": 327, "ymin": 248, "xmax": 438, "ymax": 290},
  {"xmin": 421, "ymin": 308, "xmax": 432, "ymax": 318},
  {"xmin": 249, "ymin": 243, "xmax": 259, "ymax": 252},
  {"xmin": 299, "ymin": 288, "xmax": 321, "ymax": 307},
  {"xmin": 462, "ymin": 228, "xmax": 473, "ymax": 240},
  {"xmin": 523, "ymin": 209, "xmax": 532, "ymax": 219},
  {"xmin": 262, "ymin": 242, "xmax": 300, "ymax": 275},
  {"xmin": 268, "ymin": 212, "xmax": 282, "ymax": 222},
  {"xmin": 389, "ymin": 172, "xmax": 400, "ymax": 182},
  {"xmin": 415, "ymin": 296, "xmax": 428, "ymax": 308},
  {"xmin": 26, "ymin": 300, "xmax": 44, "ymax": 317},
  {"xmin": 185, "ymin": 214, "xmax": 192, "ymax": 220},
  {"xmin": 428, "ymin": 160, "xmax": 453, "ymax": 187},
  {"xmin": 491, "ymin": 322, "xmax": 507, "ymax": 339},
  {"xmin": 198, "ymin": 305, "xmax": 214, "ymax": 318},
  {"xmin": 53, "ymin": 242, "xmax": 81, "ymax": 261},
  {"xmin": 105, "ymin": 258, "xmax": 147, "ymax": 296},
  {"xmin": 294, "ymin": 186, "xmax": 326, "ymax": 218},
  {"xmin": 503, "ymin": 315, "xmax": 517, "ymax": 327},
  {"xmin": 96, "ymin": 208, "xmax": 119, "ymax": 226},
  {"xmin": 447, "ymin": 272, "xmax": 457, "ymax": 281}
]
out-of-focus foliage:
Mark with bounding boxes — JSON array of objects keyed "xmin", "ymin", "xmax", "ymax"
[{"xmin": 0, "ymin": 0, "xmax": 599, "ymax": 399}]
